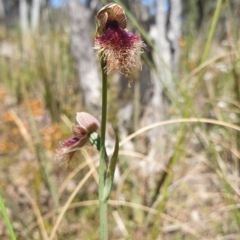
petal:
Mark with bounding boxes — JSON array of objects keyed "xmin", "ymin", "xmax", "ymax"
[
  {"xmin": 96, "ymin": 11, "xmax": 108, "ymax": 37},
  {"xmin": 94, "ymin": 27, "xmax": 146, "ymax": 84},
  {"xmin": 72, "ymin": 125, "xmax": 86, "ymax": 138},
  {"xmin": 96, "ymin": 3, "xmax": 127, "ymax": 37},
  {"xmin": 57, "ymin": 136, "xmax": 88, "ymax": 157},
  {"xmin": 61, "ymin": 137, "xmax": 81, "ymax": 148},
  {"xmin": 105, "ymin": 4, "xmax": 126, "ymax": 29},
  {"xmin": 76, "ymin": 112, "xmax": 100, "ymax": 133},
  {"xmin": 56, "ymin": 134, "xmax": 89, "ymax": 165}
]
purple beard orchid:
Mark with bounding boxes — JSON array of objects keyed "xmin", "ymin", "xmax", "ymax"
[
  {"xmin": 94, "ymin": 3, "xmax": 146, "ymax": 86},
  {"xmin": 56, "ymin": 112, "xmax": 100, "ymax": 164}
]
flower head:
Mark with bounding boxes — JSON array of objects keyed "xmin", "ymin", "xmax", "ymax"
[
  {"xmin": 56, "ymin": 112, "xmax": 100, "ymax": 165},
  {"xmin": 94, "ymin": 3, "xmax": 146, "ymax": 86}
]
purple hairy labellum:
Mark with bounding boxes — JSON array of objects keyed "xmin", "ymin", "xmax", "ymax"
[
  {"xmin": 56, "ymin": 112, "xmax": 100, "ymax": 165},
  {"xmin": 94, "ymin": 3, "xmax": 146, "ymax": 87}
]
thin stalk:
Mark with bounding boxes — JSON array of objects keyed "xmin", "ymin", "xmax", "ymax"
[
  {"xmin": 134, "ymin": 79, "xmax": 140, "ymax": 133},
  {"xmin": 200, "ymin": 0, "xmax": 223, "ymax": 65},
  {"xmin": 0, "ymin": 195, "xmax": 17, "ymax": 240},
  {"xmin": 99, "ymin": 57, "xmax": 108, "ymax": 240}
]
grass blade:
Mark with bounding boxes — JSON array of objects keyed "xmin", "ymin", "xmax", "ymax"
[{"xmin": 0, "ymin": 194, "xmax": 17, "ymax": 240}]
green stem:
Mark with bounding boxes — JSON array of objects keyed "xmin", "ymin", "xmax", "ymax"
[
  {"xmin": 99, "ymin": 57, "xmax": 108, "ymax": 240},
  {"xmin": 0, "ymin": 195, "xmax": 17, "ymax": 240},
  {"xmin": 200, "ymin": 0, "xmax": 223, "ymax": 65}
]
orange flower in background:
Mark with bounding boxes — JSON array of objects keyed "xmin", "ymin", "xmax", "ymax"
[
  {"xmin": 56, "ymin": 112, "xmax": 100, "ymax": 164},
  {"xmin": 29, "ymin": 99, "xmax": 43, "ymax": 116},
  {"xmin": 94, "ymin": 3, "xmax": 146, "ymax": 86},
  {"xmin": 3, "ymin": 112, "xmax": 14, "ymax": 123}
]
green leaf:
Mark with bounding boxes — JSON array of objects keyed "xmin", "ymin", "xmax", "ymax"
[
  {"xmin": 0, "ymin": 195, "xmax": 17, "ymax": 240},
  {"xmin": 103, "ymin": 129, "xmax": 119, "ymax": 202}
]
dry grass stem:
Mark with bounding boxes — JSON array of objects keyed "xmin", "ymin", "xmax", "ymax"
[
  {"xmin": 119, "ymin": 118, "xmax": 240, "ymax": 147},
  {"xmin": 21, "ymin": 188, "xmax": 49, "ymax": 240},
  {"xmin": 112, "ymin": 210, "xmax": 129, "ymax": 238},
  {"xmin": 57, "ymin": 161, "xmax": 89, "ymax": 200},
  {"xmin": 49, "ymin": 168, "xmax": 95, "ymax": 240},
  {"xmin": 119, "ymin": 150, "xmax": 169, "ymax": 172},
  {"xmin": 81, "ymin": 149, "xmax": 99, "ymax": 183},
  {"xmin": 10, "ymin": 110, "xmax": 35, "ymax": 152},
  {"xmin": 183, "ymin": 51, "xmax": 236, "ymax": 82}
]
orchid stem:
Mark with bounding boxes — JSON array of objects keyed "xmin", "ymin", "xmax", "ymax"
[{"xmin": 99, "ymin": 56, "xmax": 108, "ymax": 240}]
